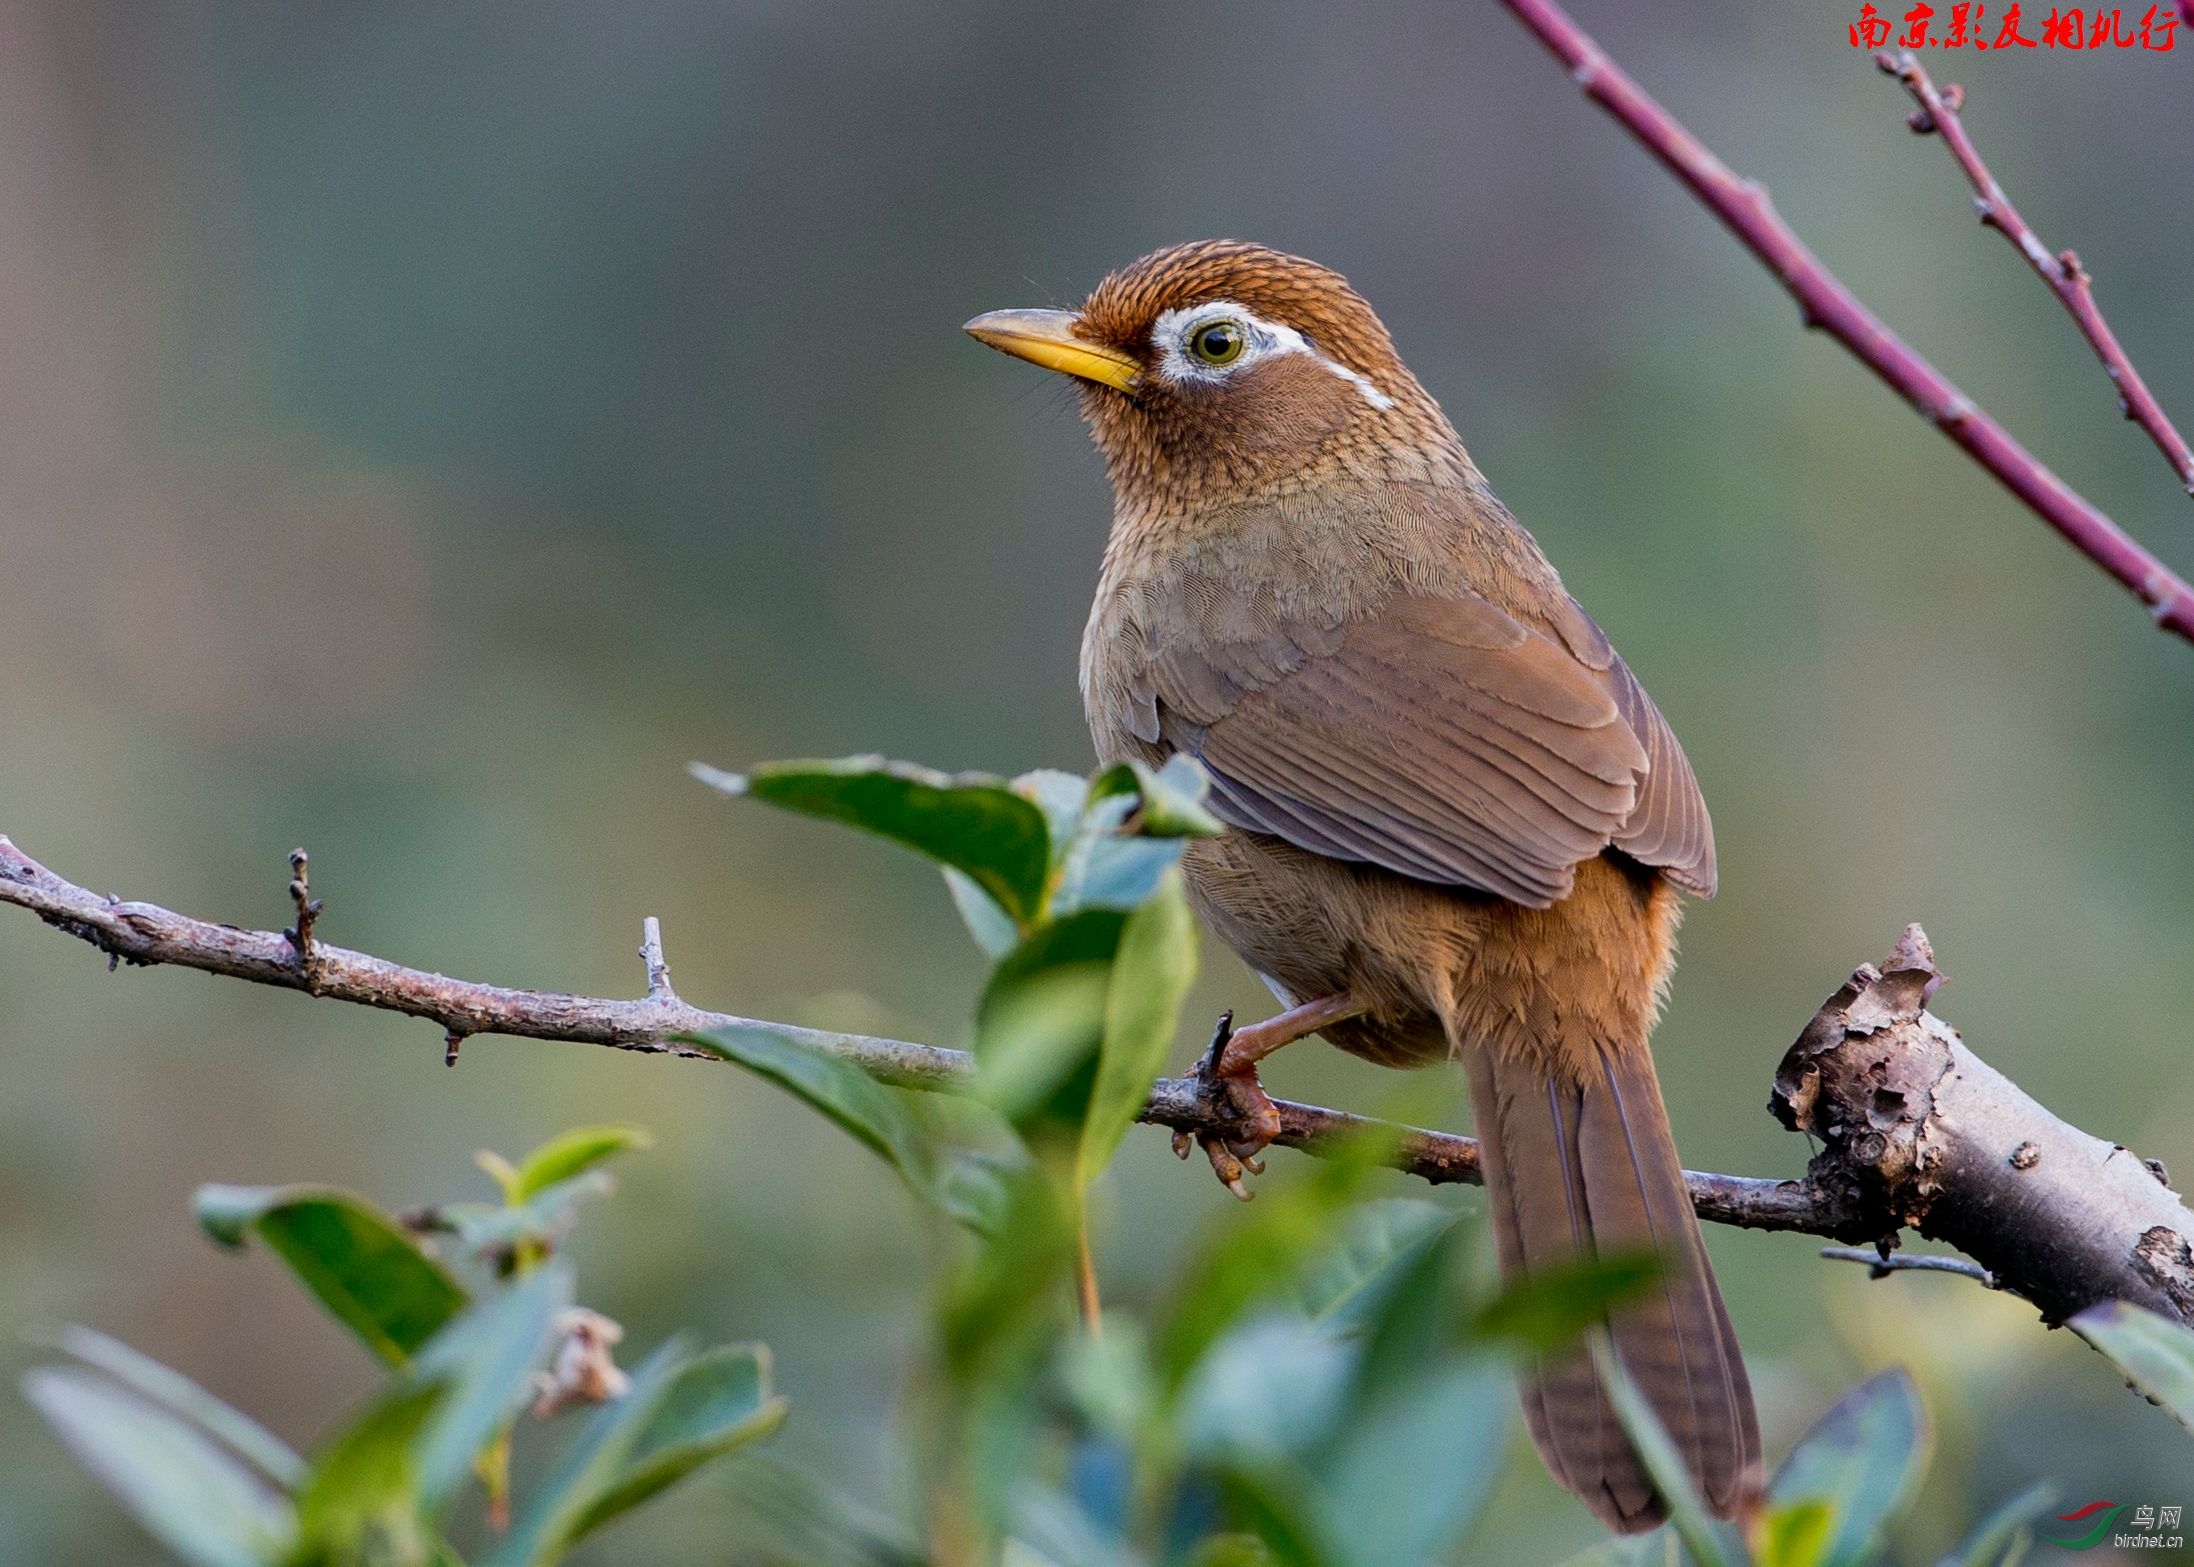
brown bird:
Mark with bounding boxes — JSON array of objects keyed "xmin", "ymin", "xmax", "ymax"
[{"xmin": 965, "ymin": 241, "xmax": 1760, "ymax": 1533}]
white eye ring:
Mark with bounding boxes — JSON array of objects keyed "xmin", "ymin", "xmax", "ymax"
[{"xmin": 1149, "ymin": 299, "xmax": 1394, "ymax": 409}]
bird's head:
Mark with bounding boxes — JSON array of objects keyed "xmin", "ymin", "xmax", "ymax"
[{"xmin": 966, "ymin": 241, "xmax": 1467, "ymax": 517}]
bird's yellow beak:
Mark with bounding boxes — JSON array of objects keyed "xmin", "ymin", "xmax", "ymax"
[{"xmin": 963, "ymin": 308, "xmax": 1140, "ymax": 393}]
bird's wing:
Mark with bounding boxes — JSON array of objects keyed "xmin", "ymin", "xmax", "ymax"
[{"xmin": 1143, "ymin": 589, "xmax": 1713, "ymax": 907}]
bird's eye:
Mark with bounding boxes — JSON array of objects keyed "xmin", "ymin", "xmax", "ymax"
[{"xmin": 1188, "ymin": 319, "xmax": 1246, "ymax": 366}]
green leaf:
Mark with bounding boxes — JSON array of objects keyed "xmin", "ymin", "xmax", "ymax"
[
  {"xmin": 196, "ymin": 1185, "xmax": 468, "ymax": 1366},
  {"xmin": 1214, "ymin": 1457, "xmax": 1334, "ymax": 1567},
  {"xmin": 53, "ymin": 1326, "xmax": 304, "ymax": 1488},
  {"xmin": 507, "ymin": 1125, "xmax": 651, "ymax": 1201},
  {"xmin": 1088, "ymin": 754, "xmax": 1226, "ymax": 839},
  {"xmin": 695, "ymin": 757, "xmax": 1053, "ymax": 928},
  {"xmin": 1767, "ymin": 1367, "xmax": 1930, "ymax": 1567},
  {"xmin": 690, "ymin": 1023, "xmax": 1000, "ymax": 1231},
  {"xmin": 290, "ymin": 1383, "xmax": 443, "ymax": 1565},
  {"xmin": 973, "ymin": 909, "xmax": 1125, "ymax": 1135},
  {"xmin": 945, "ymin": 866, "xmax": 1021, "ymax": 959},
  {"xmin": 1077, "ymin": 871, "xmax": 1196, "ymax": 1188},
  {"xmin": 2070, "ymin": 1299, "xmax": 2194, "ymax": 1434},
  {"xmin": 1320, "ymin": 1358, "xmax": 1509, "ymax": 1567},
  {"xmin": 1469, "ymin": 1250, "xmax": 1662, "ymax": 1354},
  {"xmin": 429, "ymin": 1171, "xmax": 615, "ymax": 1263},
  {"xmin": 1596, "ymin": 1341, "xmax": 1743, "ymax": 1567},
  {"xmin": 1291, "ymin": 1200, "xmax": 1461, "ymax": 1324},
  {"xmin": 1548, "ymin": 1537, "xmax": 1672, "ymax": 1567},
  {"xmin": 569, "ymin": 1344, "xmax": 789, "ymax": 1542},
  {"xmin": 410, "ymin": 1263, "xmax": 571, "ymax": 1511},
  {"xmin": 485, "ymin": 1341, "xmax": 688, "ymax": 1567},
  {"xmin": 1756, "ymin": 1498, "xmax": 1835, "ymax": 1567},
  {"xmin": 25, "ymin": 1366, "xmax": 295, "ymax": 1567},
  {"xmin": 1943, "ymin": 1482, "xmax": 2052, "ymax": 1567}
]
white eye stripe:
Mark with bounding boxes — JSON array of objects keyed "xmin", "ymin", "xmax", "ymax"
[{"xmin": 1148, "ymin": 300, "xmax": 1395, "ymax": 411}]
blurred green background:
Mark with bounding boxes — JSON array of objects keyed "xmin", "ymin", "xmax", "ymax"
[{"xmin": 3, "ymin": 2, "xmax": 2189, "ymax": 1561}]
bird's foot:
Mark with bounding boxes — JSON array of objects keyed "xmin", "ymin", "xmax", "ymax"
[{"xmin": 1171, "ymin": 1010, "xmax": 1283, "ymax": 1201}]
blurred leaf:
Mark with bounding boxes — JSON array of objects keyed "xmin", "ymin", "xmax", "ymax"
[
  {"xmin": 25, "ymin": 1366, "xmax": 295, "ymax": 1567},
  {"xmin": 691, "ymin": 1023, "xmax": 1000, "ymax": 1230},
  {"xmin": 196, "ymin": 1184, "xmax": 467, "ymax": 1366},
  {"xmin": 485, "ymin": 1339, "xmax": 686, "ymax": 1567},
  {"xmin": 1291, "ymin": 1199, "xmax": 1460, "ymax": 1324},
  {"xmin": 1078, "ymin": 871, "xmax": 1196, "ymax": 1188},
  {"xmin": 1469, "ymin": 1250, "xmax": 1661, "ymax": 1354},
  {"xmin": 506, "ymin": 1125, "xmax": 651, "ymax": 1201},
  {"xmin": 1319, "ymin": 1358, "xmax": 1509, "ymax": 1567},
  {"xmin": 1088, "ymin": 755, "xmax": 1226, "ymax": 840},
  {"xmin": 946, "ymin": 866, "xmax": 1022, "ymax": 959},
  {"xmin": 290, "ymin": 1384, "xmax": 443, "ymax": 1567},
  {"xmin": 1755, "ymin": 1498, "xmax": 1835, "ymax": 1567},
  {"xmin": 429, "ymin": 1171, "xmax": 614, "ymax": 1263},
  {"xmin": 1177, "ymin": 1316, "xmax": 1356, "ymax": 1465},
  {"xmin": 1597, "ymin": 1341, "xmax": 1743, "ymax": 1567},
  {"xmin": 975, "ymin": 910, "xmax": 1125, "ymax": 1136},
  {"xmin": 53, "ymin": 1326, "xmax": 304, "ymax": 1488},
  {"xmin": 410, "ymin": 1263, "xmax": 570, "ymax": 1511},
  {"xmin": 695, "ymin": 757, "xmax": 1052, "ymax": 927},
  {"xmin": 2070, "ymin": 1300, "xmax": 2194, "ymax": 1434},
  {"xmin": 1941, "ymin": 1482, "xmax": 2052, "ymax": 1567},
  {"xmin": 1213, "ymin": 1458, "xmax": 1332, "ymax": 1567},
  {"xmin": 1049, "ymin": 791, "xmax": 1180, "ymax": 919},
  {"xmin": 1550, "ymin": 1536, "xmax": 1673, "ymax": 1567},
  {"xmin": 1061, "ymin": 1319, "xmax": 1161, "ymax": 1444},
  {"xmin": 569, "ymin": 1344, "xmax": 789, "ymax": 1542},
  {"xmin": 1768, "ymin": 1368, "xmax": 1930, "ymax": 1567}
]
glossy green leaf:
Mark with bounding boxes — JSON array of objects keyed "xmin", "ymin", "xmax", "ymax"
[
  {"xmin": 1768, "ymin": 1367, "xmax": 1930, "ymax": 1567},
  {"xmin": 1756, "ymin": 1498, "xmax": 1835, "ymax": 1567},
  {"xmin": 1291, "ymin": 1199, "xmax": 1461, "ymax": 1324},
  {"xmin": 484, "ymin": 1341, "xmax": 685, "ymax": 1567},
  {"xmin": 53, "ymin": 1326, "xmax": 304, "ymax": 1488},
  {"xmin": 1078, "ymin": 871, "xmax": 1196, "ymax": 1187},
  {"xmin": 694, "ymin": 757, "xmax": 1053, "ymax": 927},
  {"xmin": 2071, "ymin": 1300, "xmax": 2194, "ymax": 1434},
  {"xmin": 1597, "ymin": 1341, "xmax": 1743, "ymax": 1567},
  {"xmin": 690, "ymin": 1023, "xmax": 999, "ymax": 1230},
  {"xmin": 507, "ymin": 1124, "xmax": 651, "ymax": 1201},
  {"xmin": 196, "ymin": 1184, "xmax": 468, "ymax": 1366},
  {"xmin": 1943, "ymin": 1482, "xmax": 2052, "ymax": 1567},
  {"xmin": 25, "ymin": 1366, "xmax": 295, "ymax": 1567},
  {"xmin": 569, "ymin": 1344, "xmax": 789, "ymax": 1541}
]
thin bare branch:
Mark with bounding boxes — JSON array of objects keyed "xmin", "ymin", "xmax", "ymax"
[
  {"xmin": 1495, "ymin": 0, "xmax": 2194, "ymax": 642},
  {"xmin": 1878, "ymin": 50, "xmax": 2194, "ymax": 501},
  {"xmin": 1821, "ymin": 1246, "xmax": 2000, "ymax": 1290},
  {"xmin": 0, "ymin": 833, "xmax": 1829, "ymax": 1232}
]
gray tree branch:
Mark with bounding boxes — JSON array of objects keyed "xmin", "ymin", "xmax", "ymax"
[{"xmin": 4, "ymin": 835, "xmax": 2187, "ymax": 1324}]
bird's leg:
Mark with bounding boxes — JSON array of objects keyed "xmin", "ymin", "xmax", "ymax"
[{"xmin": 1173, "ymin": 992, "xmax": 1364, "ymax": 1199}]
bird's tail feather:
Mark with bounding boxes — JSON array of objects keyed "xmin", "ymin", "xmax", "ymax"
[{"xmin": 1466, "ymin": 1042, "xmax": 1762, "ymax": 1533}]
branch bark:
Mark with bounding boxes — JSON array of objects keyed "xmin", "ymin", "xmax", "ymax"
[
  {"xmin": 6, "ymin": 834, "xmax": 2188, "ymax": 1326},
  {"xmin": 1495, "ymin": 0, "xmax": 2194, "ymax": 642}
]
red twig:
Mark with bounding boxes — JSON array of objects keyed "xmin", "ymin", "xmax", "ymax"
[
  {"xmin": 1878, "ymin": 51, "xmax": 2194, "ymax": 502},
  {"xmin": 1494, "ymin": 0, "xmax": 2194, "ymax": 644}
]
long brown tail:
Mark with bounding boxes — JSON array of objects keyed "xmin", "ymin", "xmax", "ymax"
[{"xmin": 1466, "ymin": 1041, "xmax": 1762, "ymax": 1532}]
